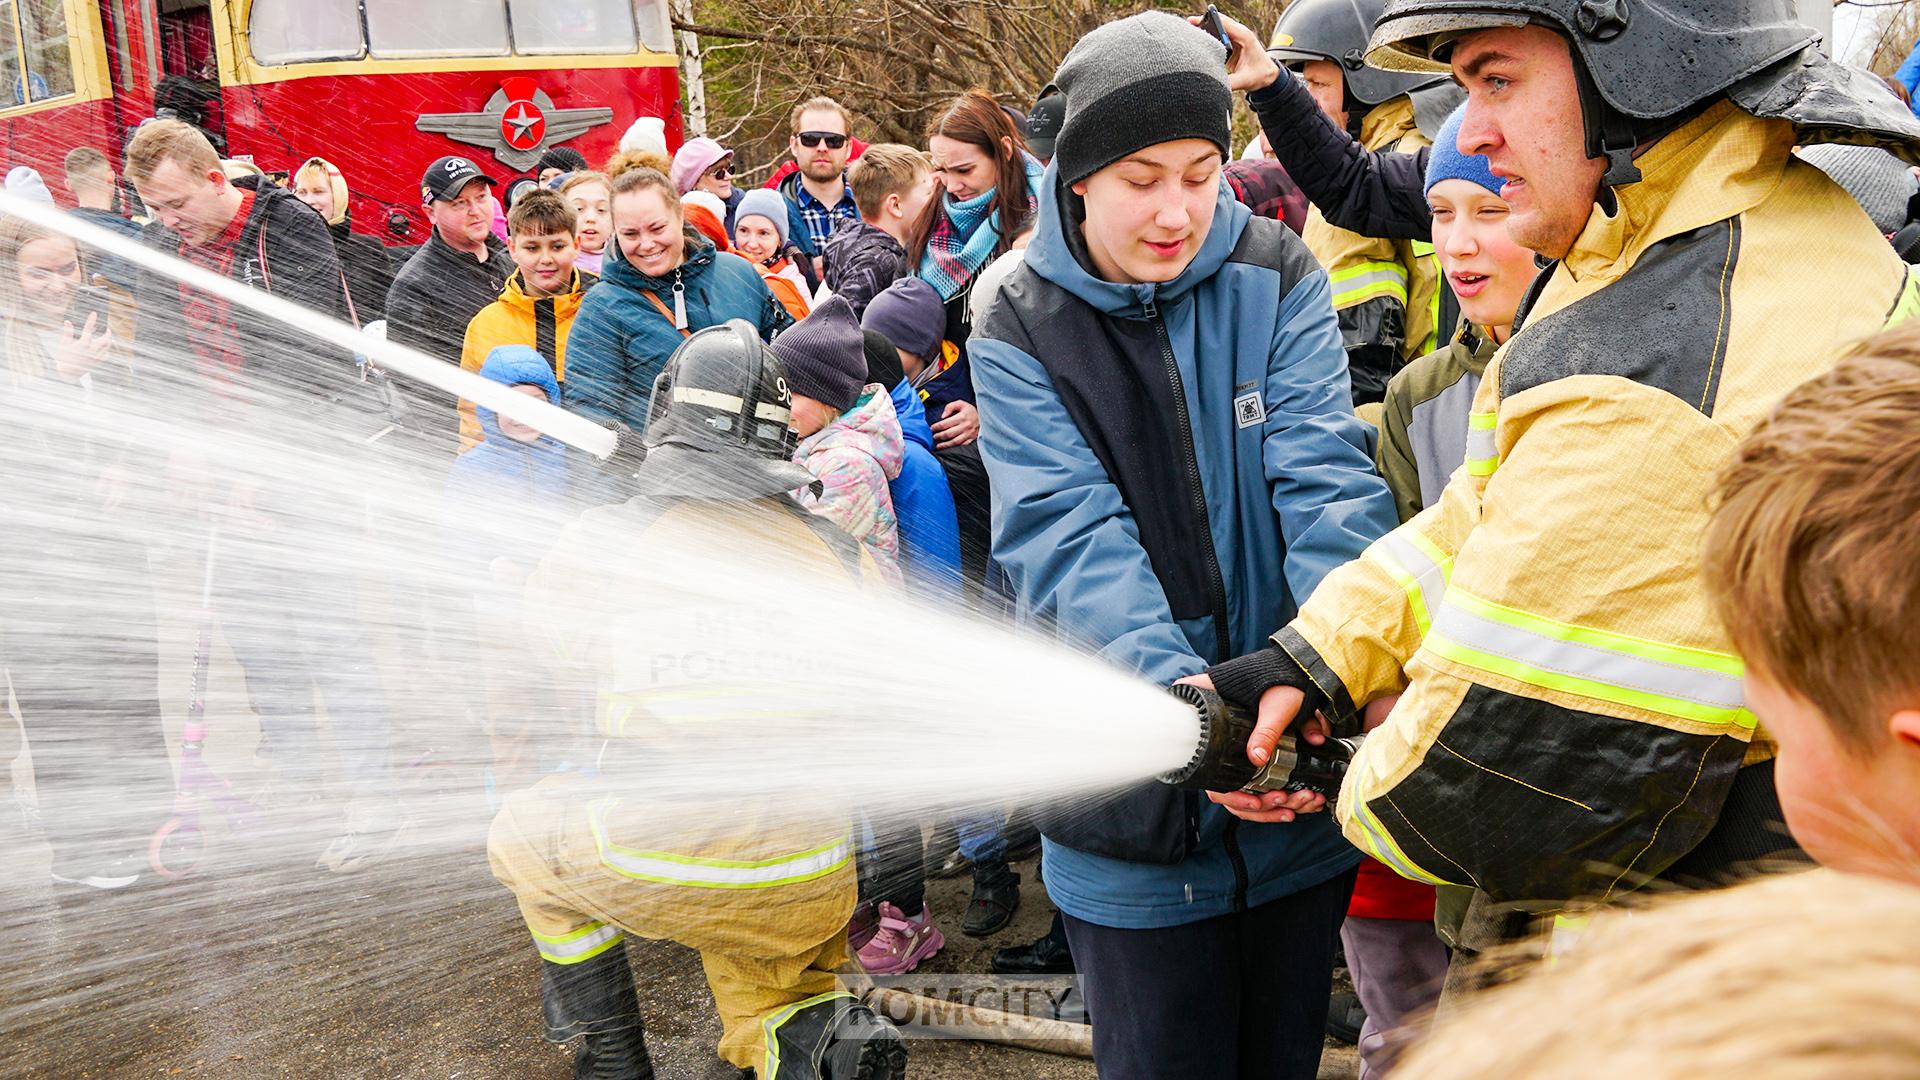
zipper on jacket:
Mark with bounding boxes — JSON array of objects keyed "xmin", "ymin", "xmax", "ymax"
[
  {"xmin": 1143, "ymin": 293, "xmax": 1234, "ymax": 663},
  {"xmin": 1223, "ymin": 817, "xmax": 1250, "ymax": 914},
  {"xmin": 1146, "ymin": 290, "xmax": 1248, "ymax": 911}
]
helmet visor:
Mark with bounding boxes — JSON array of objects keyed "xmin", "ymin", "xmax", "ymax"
[{"xmin": 1365, "ymin": 10, "xmax": 1529, "ymax": 73}]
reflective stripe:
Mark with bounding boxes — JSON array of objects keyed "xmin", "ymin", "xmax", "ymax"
[
  {"xmin": 531, "ymin": 921, "xmax": 624, "ymax": 965},
  {"xmin": 1365, "ymin": 528, "xmax": 1454, "ymax": 636},
  {"xmin": 675, "ymin": 386, "xmax": 745, "ymax": 412},
  {"xmin": 1330, "ymin": 261, "xmax": 1410, "ymax": 307},
  {"xmin": 588, "ymin": 799, "xmax": 853, "ymax": 888},
  {"xmin": 1465, "ymin": 410, "xmax": 1498, "ymax": 476},
  {"xmin": 762, "ymin": 990, "xmax": 855, "ymax": 1080},
  {"xmin": 1350, "ymin": 792, "xmax": 1454, "ymax": 886},
  {"xmin": 754, "ymin": 401, "xmax": 791, "ymax": 423},
  {"xmin": 1424, "ymin": 587, "xmax": 1756, "ymax": 730}
]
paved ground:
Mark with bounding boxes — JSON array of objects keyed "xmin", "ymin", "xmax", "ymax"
[{"xmin": 4, "ymin": 543, "xmax": 1360, "ymax": 1079}]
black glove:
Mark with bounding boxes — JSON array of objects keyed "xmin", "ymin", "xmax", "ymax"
[{"xmin": 1207, "ymin": 644, "xmax": 1327, "ymax": 718}]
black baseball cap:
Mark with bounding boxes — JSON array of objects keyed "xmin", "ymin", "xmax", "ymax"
[
  {"xmin": 1026, "ymin": 90, "xmax": 1066, "ymax": 162},
  {"xmin": 421, "ymin": 155, "xmax": 497, "ymax": 204}
]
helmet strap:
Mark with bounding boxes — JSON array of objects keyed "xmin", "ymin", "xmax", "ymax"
[{"xmin": 1574, "ymin": 57, "xmax": 1642, "ymax": 189}]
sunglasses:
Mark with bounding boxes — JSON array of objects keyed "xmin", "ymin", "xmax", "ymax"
[
  {"xmin": 707, "ymin": 163, "xmax": 733, "ymax": 180},
  {"xmin": 796, "ymin": 131, "xmax": 848, "ymax": 150}
]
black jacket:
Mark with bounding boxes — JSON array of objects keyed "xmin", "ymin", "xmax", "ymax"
[
  {"xmin": 822, "ymin": 217, "xmax": 906, "ymax": 319},
  {"xmin": 134, "ymin": 175, "xmax": 354, "ymax": 410},
  {"xmin": 385, "ymin": 228, "xmax": 512, "ymax": 445},
  {"xmin": 1248, "ymin": 73, "xmax": 1432, "ymax": 243},
  {"xmin": 385, "ymin": 228, "xmax": 512, "ymax": 366},
  {"xmin": 330, "ymin": 217, "xmax": 395, "ymax": 326}
]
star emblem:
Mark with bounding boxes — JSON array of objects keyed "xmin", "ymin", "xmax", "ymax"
[
  {"xmin": 504, "ymin": 103, "xmax": 540, "ymax": 141},
  {"xmin": 417, "ymin": 79, "xmax": 613, "ymax": 170}
]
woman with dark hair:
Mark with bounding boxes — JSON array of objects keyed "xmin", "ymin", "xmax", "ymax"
[{"xmin": 908, "ymin": 90, "xmax": 1047, "ymax": 350}]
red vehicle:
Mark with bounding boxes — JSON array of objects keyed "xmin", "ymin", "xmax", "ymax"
[{"xmin": 1, "ymin": 0, "xmax": 680, "ymax": 243}]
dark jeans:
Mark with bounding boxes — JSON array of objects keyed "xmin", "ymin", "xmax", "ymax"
[{"xmin": 1064, "ymin": 866, "xmax": 1357, "ymax": 1080}]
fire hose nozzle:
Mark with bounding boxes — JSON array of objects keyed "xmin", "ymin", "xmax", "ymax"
[{"xmin": 1156, "ymin": 683, "xmax": 1361, "ymax": 799}]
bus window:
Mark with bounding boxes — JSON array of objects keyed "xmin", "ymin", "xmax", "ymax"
[
  {"xmin": 507, "ymin": 0, "xmax": 634, "ymax": 55},
  {"xmin": 364, "ymin": 0, "xmax": 508, "ymax": 57},
  {"xmin": 3, "ymin": 0, "xmax": 76, "ymax": 105},
  {"xmin": 105, "ymin": 0, "xmax": 133, "ymax": 90},
  {"xmin": 248, "ymin": 0, "xmax": 363, "ymax": 65},
  {"xmin": 632, "ymin": 0, "xmax": 670, "ymax": 53}
]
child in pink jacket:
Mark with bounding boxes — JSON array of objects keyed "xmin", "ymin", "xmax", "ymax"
[{"xmin": 773, "ymin": 296, "xmax": 906, "ymax": 586}]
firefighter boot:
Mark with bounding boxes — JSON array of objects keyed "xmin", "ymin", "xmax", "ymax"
[
  {"xmin": 766, "ymin": 993, "xmax": 907, "ymax": 1080},
  {"xmin": 542, "ymin": 947, "xmax": 654, "ymax": 1080}
]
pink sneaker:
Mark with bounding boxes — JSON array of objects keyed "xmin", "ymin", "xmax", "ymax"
[{"xmin": 856, "ymin": 902, "xmax": 945, "ymax": 975}]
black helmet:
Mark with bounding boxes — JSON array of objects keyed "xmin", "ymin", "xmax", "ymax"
[
  {"xmin": 634, "ymin": 320, "xmax": 812, "ymax": 499},
  {"xmin": 1365, "ymin": 0, "xmax": 1920, "ymax": 183},
  {"xmin": 1269, "ymin": 0, "xmax": 1452, "ymax": 107}
]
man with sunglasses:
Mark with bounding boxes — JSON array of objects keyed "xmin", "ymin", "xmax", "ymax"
[{"xmin": 778, "ymin": 96, "xmax": 862, "ymax": 274}]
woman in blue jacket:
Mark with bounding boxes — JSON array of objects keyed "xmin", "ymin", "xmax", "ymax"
[
  {"xmin": 970, "ymin": 13, "xmax": 1398, "ymax": 1079},
  {"xmin": 565, "ymin": 168, "xmax": 791, "ymax": 436}
]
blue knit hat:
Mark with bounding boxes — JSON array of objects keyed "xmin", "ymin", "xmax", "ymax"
[{"xmin": 1424, "ymin": 104, "xmax": 1502, "ymax": 198}]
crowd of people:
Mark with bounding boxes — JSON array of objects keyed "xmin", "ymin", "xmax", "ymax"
[{"xmin": 7, "ymin": 0, "xmax": 1920, "ymax": 1077}]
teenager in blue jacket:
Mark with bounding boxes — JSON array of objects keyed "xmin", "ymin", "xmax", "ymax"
[{"xmin": 969, "ymin": 13, "xmax": 1397, "ymax": 1078}]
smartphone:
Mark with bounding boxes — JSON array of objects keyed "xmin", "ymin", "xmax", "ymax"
[
  {"xmin": 1200, "ymin": 5, "xmax": 1241, "ymax": 66},
  {"xmin": 65, "ymin": 284, "xmax": 111, "ymax": 334}
]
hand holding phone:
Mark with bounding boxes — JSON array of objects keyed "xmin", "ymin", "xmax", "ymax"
[{"xmin": 1200, "ymin": 5, "xmax": 1242, "ymax": 66}]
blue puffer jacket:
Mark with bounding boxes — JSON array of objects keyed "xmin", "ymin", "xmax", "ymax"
[
  {"xmin": 970, "ymin": 165, "xmax": 1397, "ymax": 929},
  {"xmin": 564, "ymin": 231, "xmax": 792, "ymax": 432},
  {"xmin": 888, "ymin": 381, "xmax": 962, "ymax": 592}
]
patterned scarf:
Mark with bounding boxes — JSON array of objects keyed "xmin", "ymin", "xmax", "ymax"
[{"xmin": 918, "ymin": 154, "xmax": 1047, "ymax": 301}]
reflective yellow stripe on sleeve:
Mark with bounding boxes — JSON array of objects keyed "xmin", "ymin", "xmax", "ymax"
[
  {"xmin": 587, "ymin": 799, "xmax": 853, "ymax": 889},
  {"xmin": 1330, "ymin": 260, "xmax": 1411, "ymax": 308},
  {"xmin": 1464, "ymin": 410, "xmax": 1498, "ymax": 476},
  {"xmin": 1363, "ymin": 527, "xmax": 1455, "ymax": 636},
  {"xmin": 1423, "ymin": 587, "xmax": 1757, "ymax": 731},
  {"xmin": 530, "ymin": 920, "xmax": 625, "ymax": 965}
]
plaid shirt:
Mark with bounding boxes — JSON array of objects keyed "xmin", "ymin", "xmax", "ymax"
[{"xmin": 794, "ymin": 182, "xmax": 861, "ymax": 253}]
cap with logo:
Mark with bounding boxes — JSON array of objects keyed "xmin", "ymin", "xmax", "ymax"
[{"xmin": 421, "ymin": 155, "xmax": 498, "ymax": 204}]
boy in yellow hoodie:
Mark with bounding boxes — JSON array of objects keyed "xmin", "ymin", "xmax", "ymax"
[{"xmin": 458, "ymin": 188, "xmax": 597, "ymax": 450}]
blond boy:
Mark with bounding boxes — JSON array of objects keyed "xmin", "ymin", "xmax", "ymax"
[
  {"xmin": 822, "ymin": 144, "xmax": 936, "ymax": 317},
  {"xmin": 1703, "ymin": 325, "xmax": 1920, "ymax": 882}
]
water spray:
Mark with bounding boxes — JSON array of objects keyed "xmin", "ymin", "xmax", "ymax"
[
  {"xmin": 1156, "ymin": 684, "xmax": 1361, "ymax": 799},
  {"xmin": 0, "ymin": 189, "xmax": 616, "ymax": 458}
]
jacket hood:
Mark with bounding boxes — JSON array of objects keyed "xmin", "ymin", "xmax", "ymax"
[
  {"xmin": 1022, "ymin": 159, "xmax": 1251, "ymax": 319},
  {"xmin": 297, "ymin": 156, "xmax": 351, "ymax": 227},
  {"xmin": 799, "ymin": 384, "xmax": 905, "ymax": 481},
  {"xmin": 598, "ymin": 227, "xmax": 718, "ymax": 294},
  {"xmin": 498, "ymin": 267, "xmax": 590, "ymax": 309},
  {"xmin": 476, "ymin": 344, "xmax": 562, "ymax": 446}
]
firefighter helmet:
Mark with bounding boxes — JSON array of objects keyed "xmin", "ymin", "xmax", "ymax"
[{"xmin": 634, "ymin": 320, "xmax": 812, "ymax": 499}]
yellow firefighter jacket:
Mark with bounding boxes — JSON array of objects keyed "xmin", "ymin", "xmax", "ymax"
[
  {"xmin": 1276, "ymin": 101, "xmax": 1919, "ymax": 908},
  {"xmin": 1302, "ymin": 96, "xmax": 1444, "ymax": 403},
  {"xmin": 503, "ymin": 496, "xmax": 880, "ymax": 947}
]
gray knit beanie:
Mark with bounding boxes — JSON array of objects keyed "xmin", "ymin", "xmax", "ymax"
[
  {"xmin": 1052, "ymin": 11, "xmax": 1234, "ymax": 187},
  {"xmin": 1798, "ymin": 144, "xmax": 1918, "ymax": 235}
]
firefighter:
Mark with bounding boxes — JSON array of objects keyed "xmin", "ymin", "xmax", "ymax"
[
  {"xmin": 486, "ymin": 321, "xmax": 907, "ymax": 1080},
  {"xmin": 1199, "ymin": 0, "xmax": 1920, "ymax": 936},
  {"xmin": 1269, "ymin": 0, "xmax": 1464, "ymax": 404}
]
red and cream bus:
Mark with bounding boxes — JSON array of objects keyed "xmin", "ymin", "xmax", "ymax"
[{"xmin": 1, "ymin": 0, "xmax": 680, "ymax": 243}]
